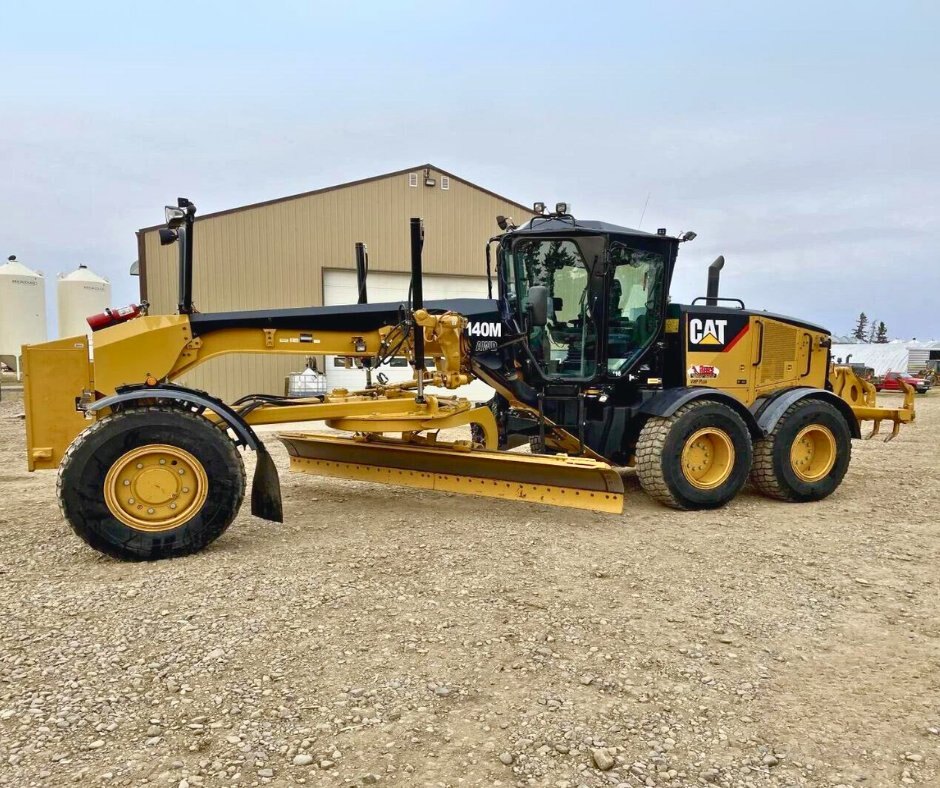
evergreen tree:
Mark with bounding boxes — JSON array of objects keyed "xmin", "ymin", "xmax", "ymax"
[
  {"xmin": 852, "ymin": 312, "xmax": 869, "ymax": 341},
  {"xmin": 875, "ymin": 321, "xmax": 889, "ymax": 343},
  {"xmin": 867, "ymin": 321, "xmax": 877, "ymax": 343}
]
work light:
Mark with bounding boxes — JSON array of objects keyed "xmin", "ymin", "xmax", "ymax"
[
  {"xmin": 158, "ymin": 228, "xmax": 179, "ymax": 246},
  {"xmin": 165, "ymin": 205, "xmax": 187, "ymax": 228}
]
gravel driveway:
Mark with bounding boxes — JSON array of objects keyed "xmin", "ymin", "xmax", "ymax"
[{"xmin": 1, "ymin": 389, "xmax": 938, "ymax": 787}]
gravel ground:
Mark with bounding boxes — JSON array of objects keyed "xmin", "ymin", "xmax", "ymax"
[{"xmin": 1, "ymin": 389, "xmax": 938, "ymax": 788}]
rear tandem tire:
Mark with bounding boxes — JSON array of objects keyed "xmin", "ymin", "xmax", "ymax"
[
  {"xmin": 750, "ymin": 399, "xmax": 851, "ymax": 502},
  {"xmin": 57, "ymin": 407, "xmax": 246, "ymax": 561},
  {"xmin": 636, "ymin": 400, "xmax": 753, "ymax": 510}
]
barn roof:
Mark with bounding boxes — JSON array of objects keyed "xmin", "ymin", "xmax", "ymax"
[{"xmin": 137, "ymin": 164, "xmax": 533, "ymax": 233}]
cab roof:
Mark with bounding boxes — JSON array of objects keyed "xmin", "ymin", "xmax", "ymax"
[{"xmin": 511, "ymin": 216, "xmax": 671, "ymax": 238}]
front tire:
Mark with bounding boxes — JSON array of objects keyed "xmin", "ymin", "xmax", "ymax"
[
  {"xmin": 58, "ymin": 407, "xmax": 246, "ymax": 560},
  {"xmin": 636, "ymin": 400, "xmax": 753, "ymax": 510},
  {"xmin": 750, "ymin": 399, "xmax": 851, "ymax": 502}
]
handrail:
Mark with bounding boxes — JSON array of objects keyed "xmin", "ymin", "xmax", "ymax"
[
  {"xmin": 690, "ymin": 296, "xmax": 746, "ymax": 308},
  {"xmin": 752, "ymin": 320, "xmax": 764, "ymax": 367}
]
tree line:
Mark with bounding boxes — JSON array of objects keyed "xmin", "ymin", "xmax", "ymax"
[{"xmin": 851, "ymin": 313, "xmax": 889, "ymax": 343}]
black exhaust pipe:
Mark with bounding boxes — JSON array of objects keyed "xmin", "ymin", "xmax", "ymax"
[{"xmin": 706, "ymin": 255, "xmax": 724, "ymax": 306}]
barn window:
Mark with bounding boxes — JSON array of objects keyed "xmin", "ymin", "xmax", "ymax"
[
  {"xmin": 441, "ymin": 176, "xmax": 450, "ymax": 191},
  {"xmin": 408, "ymin": 173, "xmax": 418, "ymax": 187}
]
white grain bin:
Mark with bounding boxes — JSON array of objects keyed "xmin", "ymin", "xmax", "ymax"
[
  {"xmin": 57, "ymin": 264, "xmax": 111, "ymax": 342},
  {"xmin": 0, "ymin": 256, "xmax": 47, "ymax": 379}
]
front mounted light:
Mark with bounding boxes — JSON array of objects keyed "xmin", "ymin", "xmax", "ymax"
[
  {"xmin": 165, "ymin": 205, "xmax": 187, "ymax": 229},
  {"xmin": 158, "ymin": 228, "xmax": 179, "ymax": 246}
]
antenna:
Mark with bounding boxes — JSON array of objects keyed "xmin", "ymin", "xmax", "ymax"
[{"xmin": 638, "ymin": 191, "xmax": 651, "ymax": 229}]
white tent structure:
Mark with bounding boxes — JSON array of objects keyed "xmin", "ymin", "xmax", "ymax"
[{"xmin": 831, "ymin": 341, "xmax": 940, "ymax": 376}]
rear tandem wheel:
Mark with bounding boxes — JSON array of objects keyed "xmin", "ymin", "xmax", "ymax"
[
  {"xmin": 635, "ymin": 400, "xmax": 753, "ymax": 510},
  {"xmin": 58, "ymin": 407, "xmax": 246, "ymax": 561},
  {"xmin": 749, "ymin": 399, "xmax": 852, "ymax": 502}
]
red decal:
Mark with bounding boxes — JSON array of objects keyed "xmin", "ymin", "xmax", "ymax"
[{"xmin": 722, "ymin": 324, "xmax": 749, "ymax": 352}]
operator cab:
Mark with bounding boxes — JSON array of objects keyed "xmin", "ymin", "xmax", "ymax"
[{"xmin": 495, "ymin": 209, "xmax": 680, "ymax": 388}]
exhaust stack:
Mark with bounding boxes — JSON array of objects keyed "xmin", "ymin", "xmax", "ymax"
[{"xmin": 706, "ymin": 255, "xmax": 724, "ymax": 306}]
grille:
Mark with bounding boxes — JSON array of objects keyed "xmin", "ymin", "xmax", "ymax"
[{"xmin": 759, "ymin": 321, "xmax": 798, "ymax": 384}]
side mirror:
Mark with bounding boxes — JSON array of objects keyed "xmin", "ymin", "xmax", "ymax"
[{"xmin": 527, "ymin": 285, "xmax": 549, "ymax": 327}]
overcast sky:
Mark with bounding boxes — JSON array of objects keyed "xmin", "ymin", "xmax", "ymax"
[{"xmin": 3, "ymin": 1, "xmax": 938, "ymax": 338}]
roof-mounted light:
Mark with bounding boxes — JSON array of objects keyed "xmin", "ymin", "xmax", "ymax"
[
  {"xmin": 533, "ymin": 201, "xmax": 546, "ymax": 214},
  {"xmin": 165, "ymin": 205, "xmax": 187, "ymax": 228}
]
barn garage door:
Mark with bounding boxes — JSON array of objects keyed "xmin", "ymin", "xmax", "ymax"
[{"xmin": 322, "ymin": 270, "xmax": 494, "ymax": 401}]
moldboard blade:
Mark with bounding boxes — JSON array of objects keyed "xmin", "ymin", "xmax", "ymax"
[{"xmin": 277, "ymin": 432, "xmax": 624, "ymax": 513}]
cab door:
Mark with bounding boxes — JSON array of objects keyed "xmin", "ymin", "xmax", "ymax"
[{"xmin": 511, "ymin": 237, "xmax": 600, "ymax": 380}]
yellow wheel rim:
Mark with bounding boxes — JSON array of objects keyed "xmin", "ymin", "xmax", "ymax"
[
  {"xmin": 790, "ymin": 424, "xmax": 836, "ymax": 482},
  {"xmin": 104, "ymin": 444, "xmax": 208, "ymax": 532},
  {"xmin": 680, "ymin": 427, "xmax": 735, "ymax": 490}
]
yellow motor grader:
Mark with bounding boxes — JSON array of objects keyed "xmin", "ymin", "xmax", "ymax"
[{"xmin": 22, "ymin": 199, "xmax": 914, "ymax": 560}]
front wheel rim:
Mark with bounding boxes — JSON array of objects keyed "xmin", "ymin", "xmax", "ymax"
[
  {"xmin": 681, "ymin": 427, "xmax": 735, "ymax": 490},
  {"xmin": 103, "ymin": 444, "xmax": 209, "ymax": 532},
  {"xmin": 790, "ymin": 424, "xmax": 836, "ymax": 482}
]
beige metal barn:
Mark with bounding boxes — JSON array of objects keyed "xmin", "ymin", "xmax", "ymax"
[{"xmin": 137, "ymin": 164, "xmax": 533, "ymax": 402}]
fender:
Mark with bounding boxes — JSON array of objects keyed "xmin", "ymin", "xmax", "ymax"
[
  {"xmin": 639, "ymin": 386, "xmax": 763, "ymax": 439},
  {"xmin": 86, "ymin": 384, "xmax": 284, "ymax": 522},
  {"xmin": 751, "ymin": 386, "xmax": 861, "ymax": 439}
]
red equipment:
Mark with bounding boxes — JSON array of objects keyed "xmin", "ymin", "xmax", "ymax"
[{"xmin": 87, "ymin": 304, "xmax": 146, "ymax": 332}]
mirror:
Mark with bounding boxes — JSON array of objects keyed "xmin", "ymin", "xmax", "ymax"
[{"xmin": 527, "ymin": 285, "xmax": 549, "ymax": 327}]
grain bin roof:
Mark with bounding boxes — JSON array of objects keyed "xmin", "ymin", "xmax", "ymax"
[{"xmin": 137, "ymin": 163, "xmax": 533, "ymax": 232}]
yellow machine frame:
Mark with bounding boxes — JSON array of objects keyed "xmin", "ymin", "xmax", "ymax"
[
  {"xmin": 22, "ymin": 303, "xmax": 913, "ymax": 518},
  {"xmin": 25, "ymin": 310, "xmax": 478, "ymax": 469},
  {"xmin": 22, "ymin": 307, "xmax": 627, "ymax": 514}
]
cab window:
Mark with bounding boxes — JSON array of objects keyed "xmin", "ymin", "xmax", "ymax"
[
  {"xmin": 607, "ymin": 243, "xmax": 665, "ymax": 375},
  {"xmin": 511, "ymin": 238, "xmax": 598, "ymax": 378}
]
